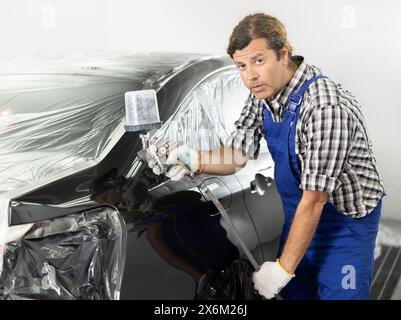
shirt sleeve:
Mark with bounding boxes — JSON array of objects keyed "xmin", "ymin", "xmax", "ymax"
[
  {"xmin": 225, "ymin": 94, "xmax": 263, "ymax": 159},
  {"xmin": 300, "ymin": 104, "xmax": 357, "ymax": 193}
]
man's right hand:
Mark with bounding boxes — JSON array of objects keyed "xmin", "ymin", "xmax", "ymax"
[{"xmin": 252, "ymin": 260, "xmax": 295, "ymax": 299}]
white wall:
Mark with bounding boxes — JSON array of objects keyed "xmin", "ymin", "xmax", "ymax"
[{"xmin": 1, "ymin": 0, "xmax": 400, "ymax": 219}]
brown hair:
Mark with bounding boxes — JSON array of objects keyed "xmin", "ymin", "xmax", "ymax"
[{"xmin": 227, "ymin": 13, "xmax": 293, "ymax": 60}]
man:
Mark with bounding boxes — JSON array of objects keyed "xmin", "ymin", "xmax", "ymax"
[{"xmin": 157, "ymin": 13, "xmax": 385, "ymax": 300}]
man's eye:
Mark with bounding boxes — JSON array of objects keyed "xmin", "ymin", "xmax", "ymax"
[
  {"xmin": 256, "ymin": 59, "xmax": 264, "ymax": 64},
  {"xmin": 237, "ymin": 64, "xmax": 245, "ymax": 70}
]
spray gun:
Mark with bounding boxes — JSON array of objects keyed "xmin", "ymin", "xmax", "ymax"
[{"xmin": 124, "ymin": 89, "xmax": 168, "ymax": 174}]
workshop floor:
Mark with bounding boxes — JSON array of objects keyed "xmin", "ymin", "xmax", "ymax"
[{"xmin": 371, "ymin": 219, "xmax": 401, "ymax": 300}]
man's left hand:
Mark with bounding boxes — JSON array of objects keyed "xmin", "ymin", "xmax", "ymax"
[
  {"xmin": 252, "ymin": 260, "xmax": 295, "ymax": 299},
  {"xmin": 165, "ymin": 146, "xmax": 201, "ymax": 181}
]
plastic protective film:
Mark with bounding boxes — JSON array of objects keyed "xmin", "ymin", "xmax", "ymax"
[
  {"xmin": 152, "ymin": 67, "xmax": 249, "ymax": 151},
  {"xmin": 0, "ymin": 53, "xmax": 205, "ymax": 195},
  {"xmin": 0, "ymin": 206, "xmax": 126, "ymax": 300}
]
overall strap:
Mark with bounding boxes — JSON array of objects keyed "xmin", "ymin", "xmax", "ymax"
[
  {"xmin": 288, "ymin": 75, "xmax": 328, "ymax": 114},
  {"xmin": 288, "ymin": 75, "xmax": 328, "ymax": 179}
]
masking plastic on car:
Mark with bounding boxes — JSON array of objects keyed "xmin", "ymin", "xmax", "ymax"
[
  {"xmin": 0, "ymin": 206, "xmax": 126, "ymax": 300},
  {"xmin": 150, "ymin": 67, "xmax": 249, "ymax": 151},
  {"xmin": 0, "ymin": 54, "xmax": 207, "ymax": 213},
  {"xmin": 0, "ymin": 53, "xmax": 207, "ymax": 195}
]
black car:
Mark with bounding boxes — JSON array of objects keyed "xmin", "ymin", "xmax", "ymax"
[{"xmin": 0, "ymin": 53, "xmax": 283, "ymax": 299}]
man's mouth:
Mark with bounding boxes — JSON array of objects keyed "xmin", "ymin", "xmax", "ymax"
[{"xmin": 252, "ymin": 84, "xmax": 265, "ymax": 92}]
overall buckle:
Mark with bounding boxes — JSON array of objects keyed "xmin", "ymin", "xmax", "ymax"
[{"xmin": 288, "ymin": 93, "xmax": 302, "ymax": 113}]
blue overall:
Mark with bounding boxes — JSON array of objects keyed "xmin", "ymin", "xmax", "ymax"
[{"xmin": 262, "ymin": 76, "xmax": 382, "ymax": 300}]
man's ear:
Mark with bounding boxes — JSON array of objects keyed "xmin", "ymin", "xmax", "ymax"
[{"xmin": 280, "ymin": 43, "xmax": 290, "ymax": 62}]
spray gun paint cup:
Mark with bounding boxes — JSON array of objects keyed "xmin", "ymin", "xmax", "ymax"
[
  {"xmin": 124, "ymin": 89, "xmax": 162, "ymax": 133},
  {"xmin": 124, "ymin": 89, "xmax": 165, "ymax": 173}
]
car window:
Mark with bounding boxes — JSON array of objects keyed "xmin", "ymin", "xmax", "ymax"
[{"xmin": 160, "ymin": 68, "xmax": 249, "ymax": 151}]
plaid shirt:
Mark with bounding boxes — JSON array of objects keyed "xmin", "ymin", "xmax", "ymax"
[{"xmin": 226, "ymin": 56, "xmax": 384, "ymax": 218}]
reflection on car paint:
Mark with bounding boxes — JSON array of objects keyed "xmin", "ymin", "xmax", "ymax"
[{"xmin": 90, "ymin": 166, "xmax": 239, "ymax": 292}]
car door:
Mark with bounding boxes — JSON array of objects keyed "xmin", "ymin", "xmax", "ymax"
[
  {"xmin": 149, "ymin": 66, "xmax": 262, "ymax": 257},
  {"xmin": 199, "ymin": 69, "xmax": 284, "ymax": 261},
  {"xmin": 233, "ymin": 146, "xmax": 284, "ymax": 260}
]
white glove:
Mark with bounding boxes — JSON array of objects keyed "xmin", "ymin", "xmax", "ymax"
[
  {"xmin": 165, "ymin": 164, "xmax": 190, "ymax": 181},
  {"xmin": 165, "ymin": 146, "xmax": 201, "ymax": 181},
  {"xmin": 252, "ymin": 259, "xmax": 295, "ymax": 299},
  {"xmin": 146, "ymin": 144, "xmax": 167, "ymax": 176},
  {"xmin": 147, "ymin": 158, "xmax": 162, "ymax": 175}
]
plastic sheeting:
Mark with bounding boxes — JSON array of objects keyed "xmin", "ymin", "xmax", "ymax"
[
  {"xmin": 0, "ymin": 205, "xmax": 126, "ymax": 300},
  {"xmin": 195, "ymin": 259, "xmax": 262, "ymax": 300},
  {"xmin": 152, "ymin": 67, "xmax": 249, "ymax": 151},
  {"xmin": 0, "ymin": 53, "xmax": 206, "ymax": 195}
]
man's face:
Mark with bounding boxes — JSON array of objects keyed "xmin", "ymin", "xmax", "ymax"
[{"xmin": 233, "ymin": 38, "xmax": 291, "ymax": 99}]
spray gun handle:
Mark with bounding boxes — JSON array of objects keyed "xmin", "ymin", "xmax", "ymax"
[
  {"xmin": 187, "ymin": 171, "xmax": 199, "ymax": 183},
  {"xmin": 139, "ymin": 132, "xmax": 150, "ymax": 150}
]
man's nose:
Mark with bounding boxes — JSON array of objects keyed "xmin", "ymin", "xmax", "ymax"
[{"xmin": 246, "ymin": 67, "xmax": 258, "ymax": 81}]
